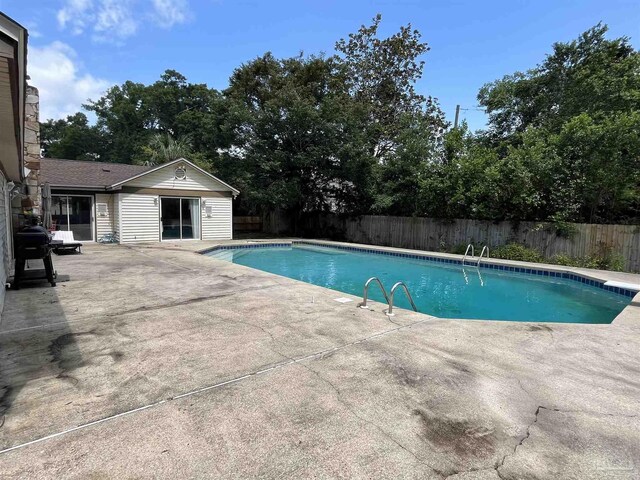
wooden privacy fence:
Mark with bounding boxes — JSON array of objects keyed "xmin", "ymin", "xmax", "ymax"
[
  {"xmin": 233, "ymin": 216, "xmax": 262, "ymax": 233},
  {"xmin": 262, "ymin": 212, "xmax": 640, "ymax": 272}
]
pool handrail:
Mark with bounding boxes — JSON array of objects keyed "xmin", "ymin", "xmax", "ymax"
[
  {"xmin": 360, "ymin": 277, "xmax": 390, "ymax": 309},
  {"xmin": 462, "ymin": 244, "xmax": 474, "ymax": 265},
  {"xmin": 477, "ymin": 246, "xmax": 490, "ymax": 267},
  {"xmin": 386, "ymin": 281, "xmax": 418, "ymax": 316}
]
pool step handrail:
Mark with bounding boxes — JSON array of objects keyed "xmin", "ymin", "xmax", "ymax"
[
  {"xmin": 462, "ymin": 244, "xmax": 474, "ymax": 265},
  {"xmin": 386, "ymin": 281, "xmax": 418, "ymax": 316},
  {"xmin": 360, "ymin": 277, "xmax": 390, "ymax": 309},
  {"xmin": 477, "ymin": 246, "xmax": 490, "ymax": 267}
]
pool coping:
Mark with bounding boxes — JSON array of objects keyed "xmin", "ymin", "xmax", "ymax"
[{"xmin": 200, "ymin": 239, "xmax": 640, "ymax": 324}]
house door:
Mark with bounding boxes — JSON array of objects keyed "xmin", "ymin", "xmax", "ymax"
[
  {"xmin": 160, "ymin": 197, "xmax": 200, "ymax": 241},
  {"xmin": 51, "ymin": 195, "xmax": 95, "ymax": 241}
]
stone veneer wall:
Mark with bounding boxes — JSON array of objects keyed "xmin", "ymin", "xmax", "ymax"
[{"xmin": 23, "ymin": 84, "xmax": 41, "ymax": 215}]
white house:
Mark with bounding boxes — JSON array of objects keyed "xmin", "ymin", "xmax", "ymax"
[{"xmin": 39, "ymin": 158, "xmax": 239, "ymax": 243}]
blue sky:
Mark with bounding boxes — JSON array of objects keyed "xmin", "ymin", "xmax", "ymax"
[{"xmin": 2, "ymin": 0, "xmax": 639, "ymax": 129}]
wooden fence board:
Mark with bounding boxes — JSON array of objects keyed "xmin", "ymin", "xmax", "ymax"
[
  {"xmin": 261, "ymin": 212, "xmax": 640, "ymax": 272},
  {"xmin": 233, "ymin": 216, "xmax": 262, "ymax": 232}
]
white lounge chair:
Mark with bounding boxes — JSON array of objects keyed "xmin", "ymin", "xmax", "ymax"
[{"xmin": 51, "ymin": 230, "xmax": 83, "ymax": 254}]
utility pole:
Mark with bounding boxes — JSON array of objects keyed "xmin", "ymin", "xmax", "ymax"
[{"xmin": 454, "ymin": 104, "xmax": 460, "ymax": 129}]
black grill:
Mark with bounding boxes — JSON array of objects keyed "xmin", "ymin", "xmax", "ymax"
[{"xmin": 14, "ymin": 225, "xmax": 56, "ymax": 288}]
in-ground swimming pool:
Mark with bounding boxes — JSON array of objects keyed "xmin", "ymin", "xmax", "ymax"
[{"xmin": 205, "ymin": 242, "xmax": 635, "ymax": 324}]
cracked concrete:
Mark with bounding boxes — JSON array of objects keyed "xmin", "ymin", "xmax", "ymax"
[
  {"xmin": 0, "ymin": 240, "xmax": 639, "ymax": 479},
  {"xmin": 493, "ymin": 405, "xmax": 543, "ymax": 479}
]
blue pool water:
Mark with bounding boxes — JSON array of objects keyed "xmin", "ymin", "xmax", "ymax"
[{"xmin": 206, "ymin": 243, "xmax": 632, "ymax": 323}]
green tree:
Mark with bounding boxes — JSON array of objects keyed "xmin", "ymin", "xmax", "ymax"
[
  {"xmin": 40, "ymin": 113, "xmax": 104, "ymax": 160},
  {"xmin": 222, "ymin": 53, "xmax": 373, "ymax": 215},
  {"xmin": 145, "ymin": 70, "xmax": 231, "ymax": 158},
  {"xmin": 335, "ymin": 14, "xmax": 446, "ymax": 161},
  {"xmin": 83, "ymin": 70, "xmax": 230, "ymax": 167},
  {"xmin": 479, "ymin": 24, "xmax": 640, "ymax": 138},
  {"xmin": 372, "ymin": 114, "xmax": 440, "ymax": 215},
  {"xmin": 84, "ymin": 80, "xmax": 153, "ymax": 163},
  {"xmin": 138, "ymin": 133, "xmax": 194, "ymax": 166},
  {"xmin": 39, "ymin": 20, "xmax": 638, "ymax": 224},
  {"xmin": 477, "ymin": 24, "xmax": 640, "ymax": 222},
  {"xmin": 548, "ymin": 112, "xmax": 640, "ymax": 222}
]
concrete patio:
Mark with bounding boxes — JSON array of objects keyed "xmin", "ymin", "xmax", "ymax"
[{"xmin": 0, "ymin": 241, "xmax": 639, "ymax": 479}]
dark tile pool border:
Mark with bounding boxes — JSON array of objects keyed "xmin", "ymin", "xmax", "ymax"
[{"xmin": 203, "ymin": 241, "xmax": 638, "ymax": 299}]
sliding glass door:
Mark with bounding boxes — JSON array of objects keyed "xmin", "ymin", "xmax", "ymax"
[
  {"xmin": 160, "ymin": 198, "xmax": 181, "ymax": 240},
  {"xmin": 160, "ymin": 197, "xmax": 200, "ymax": 241},
  {"xmin": 51, "ymin": 195, "xmax": 94, "ymax": 241}
]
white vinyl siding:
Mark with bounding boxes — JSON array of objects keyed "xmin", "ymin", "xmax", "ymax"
[
  {"xmin": 113, "ymin": 193, "xmax": 120, "ymax": 242},
  {"xmin": 119, "ymin": 194, "xmax": 160, "ymax": 243},
  {"xmin": 124, "ymin": 162, "xmax": 229, "ymax": 191},
  {"xmin": 95, "ymin": 193, "xmax": 114, "ymax": 240},
  {"xmin": 201, "ymin": 197, "xmax": 232, "ymax": 240}
]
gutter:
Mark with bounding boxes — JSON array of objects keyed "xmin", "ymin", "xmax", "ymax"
[{"xmin": 49, "ymin": 185, "xmax": 109, "ymax": 191}]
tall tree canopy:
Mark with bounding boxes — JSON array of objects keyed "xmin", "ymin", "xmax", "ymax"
[
  {"xmin": 220, "ymin": 53, "xmax": 374, "ymax": 214},
  {"xmin": 477, "ymin": 24, "xmax": 640, "ymax": 223},
  {"xmin": 40, "ymin": 19, "xmax": 639, "ymax": 224},
  {"xmin": 335, "ymin": 14, "xmax": 445, "ymax": 161},
  {"xmin": 479, "ymin": 23, "xmax": 640, "ymax": 136},
  {"xmin": 40, "ymin": 112, "xmax": 103, "ymax": 160}
]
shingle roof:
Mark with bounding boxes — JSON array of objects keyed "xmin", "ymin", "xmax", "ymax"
[{"xmin": 39, "ymin": 158, "xmax": 152, "ymax": 188}]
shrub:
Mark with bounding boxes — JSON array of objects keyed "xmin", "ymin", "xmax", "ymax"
[
  {"xmin": 492, "ymin": 243, "xmax": 544, "ymax": 263},
  {"xmin": 452, "ymin": 241, "xmax": 626, "ymax": 272},
  {"xmin": 549, "ymin": 254, "xmax": 575, "ymax": 267},
  {"xmin": 551, "ymin": 249, "xmax": 625, "ymax": 272},
  {"xmin": 450, "ymin": 242, "xmax": 483, "ymax": 255}
]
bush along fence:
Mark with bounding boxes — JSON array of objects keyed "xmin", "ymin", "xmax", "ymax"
[{"xmin": 261, "ymin": 211, "xmax": 640, "ymax": 273}]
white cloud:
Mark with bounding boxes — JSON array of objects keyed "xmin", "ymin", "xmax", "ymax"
[
  {"xmin": 151, "ymin": 0, "xmax": 191, "ymax": 28},
  {"xmin": 93, "ymin": 0, "xmax": 138, "ymax": 42},
  {"xmin": 28, "ymin": 41, "xmax": 112, "ymax": 120},
  {"xmin": 56, "ymin": 0, "xmax": 190, "ymax": 42},
  {"xmin": 57, "ymin": 0, "xmax": 93, "ymax": 35}
]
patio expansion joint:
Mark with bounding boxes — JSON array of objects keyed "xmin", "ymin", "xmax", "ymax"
[
  {"xmin": 0, "ymin": 314, "xmax": 433, "ymax": 456},
  {"xmin": 111, "ymin": 288, "xmax": 264, "ymax": 316}
]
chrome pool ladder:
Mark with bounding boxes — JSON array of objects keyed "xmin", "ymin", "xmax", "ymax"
[
  {"xmin": 360, "ymin": 277, "xmax": 418, "ymax": 316},
  {"xmin": 359, "ymin": 277, "xmax": 390, "ymax": 309},
  {"xmin": 462, "ymin": 244, "xmax": 475, "ymax": 265},
  {"xmin": 476, "ymin": 246, "xmax": 490, "ymax": 267},
  {"xmin": 386, "ymin": 282, "xmax": 418, "ymax": 316}
]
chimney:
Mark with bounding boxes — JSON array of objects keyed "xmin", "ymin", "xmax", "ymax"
[{"xmin": 23, "ymin": 85, "xmax": 41, "ymax": 215}]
